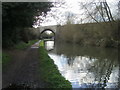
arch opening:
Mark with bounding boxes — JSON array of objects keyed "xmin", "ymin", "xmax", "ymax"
[{"xmin": 40, "ymin": 29, "xmax": 55, "ymax": 40}]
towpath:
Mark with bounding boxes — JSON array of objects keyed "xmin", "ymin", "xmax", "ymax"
[{"xmin": 2, "ymin": 41, "xmax": 46, "ymax": 88}]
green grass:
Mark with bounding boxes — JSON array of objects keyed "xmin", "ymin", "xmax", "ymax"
[
  {"xmin": 39, "ymin": 40, "xmax": 44, "ymax": 47},
  {"xmin": 0, "ymin": 51, "xmax": 2, "ymax": 64},
  {"xmin": 14, "ymin": 39, "xmax": 38, "ymax": 50},
  {"xmin": 39, "ymin": 41, "xmax": 72, "ymax": 88},
  {"xmin": 2, "ymin": 52, "xmax": 11, "ymax": 66}
]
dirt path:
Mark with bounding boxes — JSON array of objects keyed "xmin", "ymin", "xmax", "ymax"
[{"xmin": 2, "ymin": 41, "xmax": 46, "ymax": 88}]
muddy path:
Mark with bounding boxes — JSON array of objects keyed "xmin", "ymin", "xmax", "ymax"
[{"xmin": 2, "ymin": 41, "xmax": 46, "ymax": 88}]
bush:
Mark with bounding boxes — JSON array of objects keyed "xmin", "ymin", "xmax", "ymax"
[{"xmin": 57, "ymin": 21, "xmax": 119, "ymax": 48}]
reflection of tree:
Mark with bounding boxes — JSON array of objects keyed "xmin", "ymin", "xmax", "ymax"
[
  {"xmin": 55, "ymin": 42, "xmax": 118, "ymax": 62},
  {"xmin": 54, "ymin": 42, "xmax": 119, "ymax": 88},
  {"xmin": 102, "ymin": 61, "xmax": 113, "ymax": 88},
  {"xmin": 118, "ymin": 64, "xmax": 120, "ymax": 88},
  {"xmin": 118, "ymin": 50, "xmax": 120, "ymax": 88},
  {"xmin": 89, "ymin": 58, "xmax": 117, "ymax": 88},
  {"xmin": 66, "ymin": 56, "xmax": 75, "ymax": 66}
]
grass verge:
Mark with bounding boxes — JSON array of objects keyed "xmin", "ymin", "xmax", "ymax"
[
  {"xmin": 14, "ymin": 39, "xmax": 38, "ymax": 50},
  {"xmin": 2, "ymin": 52, "xmax": 11, "ymax": 67},
  {"xmin": 39, "ymin": 40, "xmax": 72, "ymax": 88},
  {"xmin": 3, "ymin": 40, "xmax": 38, "ymax": 67}
]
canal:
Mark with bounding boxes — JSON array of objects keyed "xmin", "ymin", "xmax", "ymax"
[{"xmin": 44, "ymin": 40, "xmax": 119, "ymax": 89}]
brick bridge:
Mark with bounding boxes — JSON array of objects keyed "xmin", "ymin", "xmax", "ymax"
[{"xmin": 38, "ymin": 25, "xmax": 60, "ymax": 39}]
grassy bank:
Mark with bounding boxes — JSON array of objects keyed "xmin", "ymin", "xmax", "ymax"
[
  {"xmin": 57, "ymin": 21, "xmax": 119, "ymax": 48},
  {"xmin": 14, "ymin": 39, "xmax": 38, "ymax": 50},
  {"xmin": 39, "ymin": 40, "xmax": 72, "ymax": 88},
  {"xmin": 2, "ymin": 52, "xmax": 11, "ymax": 67}
]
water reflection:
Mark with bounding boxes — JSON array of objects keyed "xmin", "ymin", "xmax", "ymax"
[
  {"xmin": 44, "ymin": 40, "xmax": 54, "ymax": 51},
  {"xmin": 45, "ymin": 41, "xmax": 119, "ymax": 89}
]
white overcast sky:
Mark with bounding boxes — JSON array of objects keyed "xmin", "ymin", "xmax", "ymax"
[{"xmin": 34, "ymin": 0, "xmax": 119, "ymax": 27}]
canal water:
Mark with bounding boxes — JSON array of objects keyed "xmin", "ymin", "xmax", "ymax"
[{"xmin": 44, "ymin": 40, "xmax": 119, "ymax": 89}]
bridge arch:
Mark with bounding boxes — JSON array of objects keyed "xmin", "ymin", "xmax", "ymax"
[{"xmin": 40, "ymin": 29, "xmax": 55, "ymax": 39}]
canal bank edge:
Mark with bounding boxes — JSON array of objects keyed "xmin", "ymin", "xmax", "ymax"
[{"xmin": 39, "ymin": 40, "xmax": 72, "ymax": 88}]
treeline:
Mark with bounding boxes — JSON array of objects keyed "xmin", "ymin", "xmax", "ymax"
[
  {"xmin": 57, "ymin": 21, "xmax": 119, "ymax": 48},
  {"xmin": 2, "ymin": 2, "xmax": 53, "ymax": 48},
  {"xmin": 55, "ymin": 1, "xmax": 120, "ymax": 48}
]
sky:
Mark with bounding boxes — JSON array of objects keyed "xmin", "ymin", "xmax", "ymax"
[{"xmin": 33, "ymin": 0, "xmax": 119, "ymax": 27}]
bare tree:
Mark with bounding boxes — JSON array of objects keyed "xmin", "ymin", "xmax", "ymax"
[
  {"xmin": 65, "ymin": 12, "xmax": 75, "ymax": 24},
  {"xmin": 79, "ymin": 0, "xmax": 115, "ymax": 23},
  {"xmin": 103, "ymin": 0, "xmax": 114, "ymax": 21},
  {"xmin": 118, "ymin": 1, "xmax": 120, "ymax": 20},
  {"xmin": 80, "ymin": 2, "xmax": 99, "ymax": 23},
  {"xmin": 50, "ymin": 0, "xmax": 67, "ymax": 25}
]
